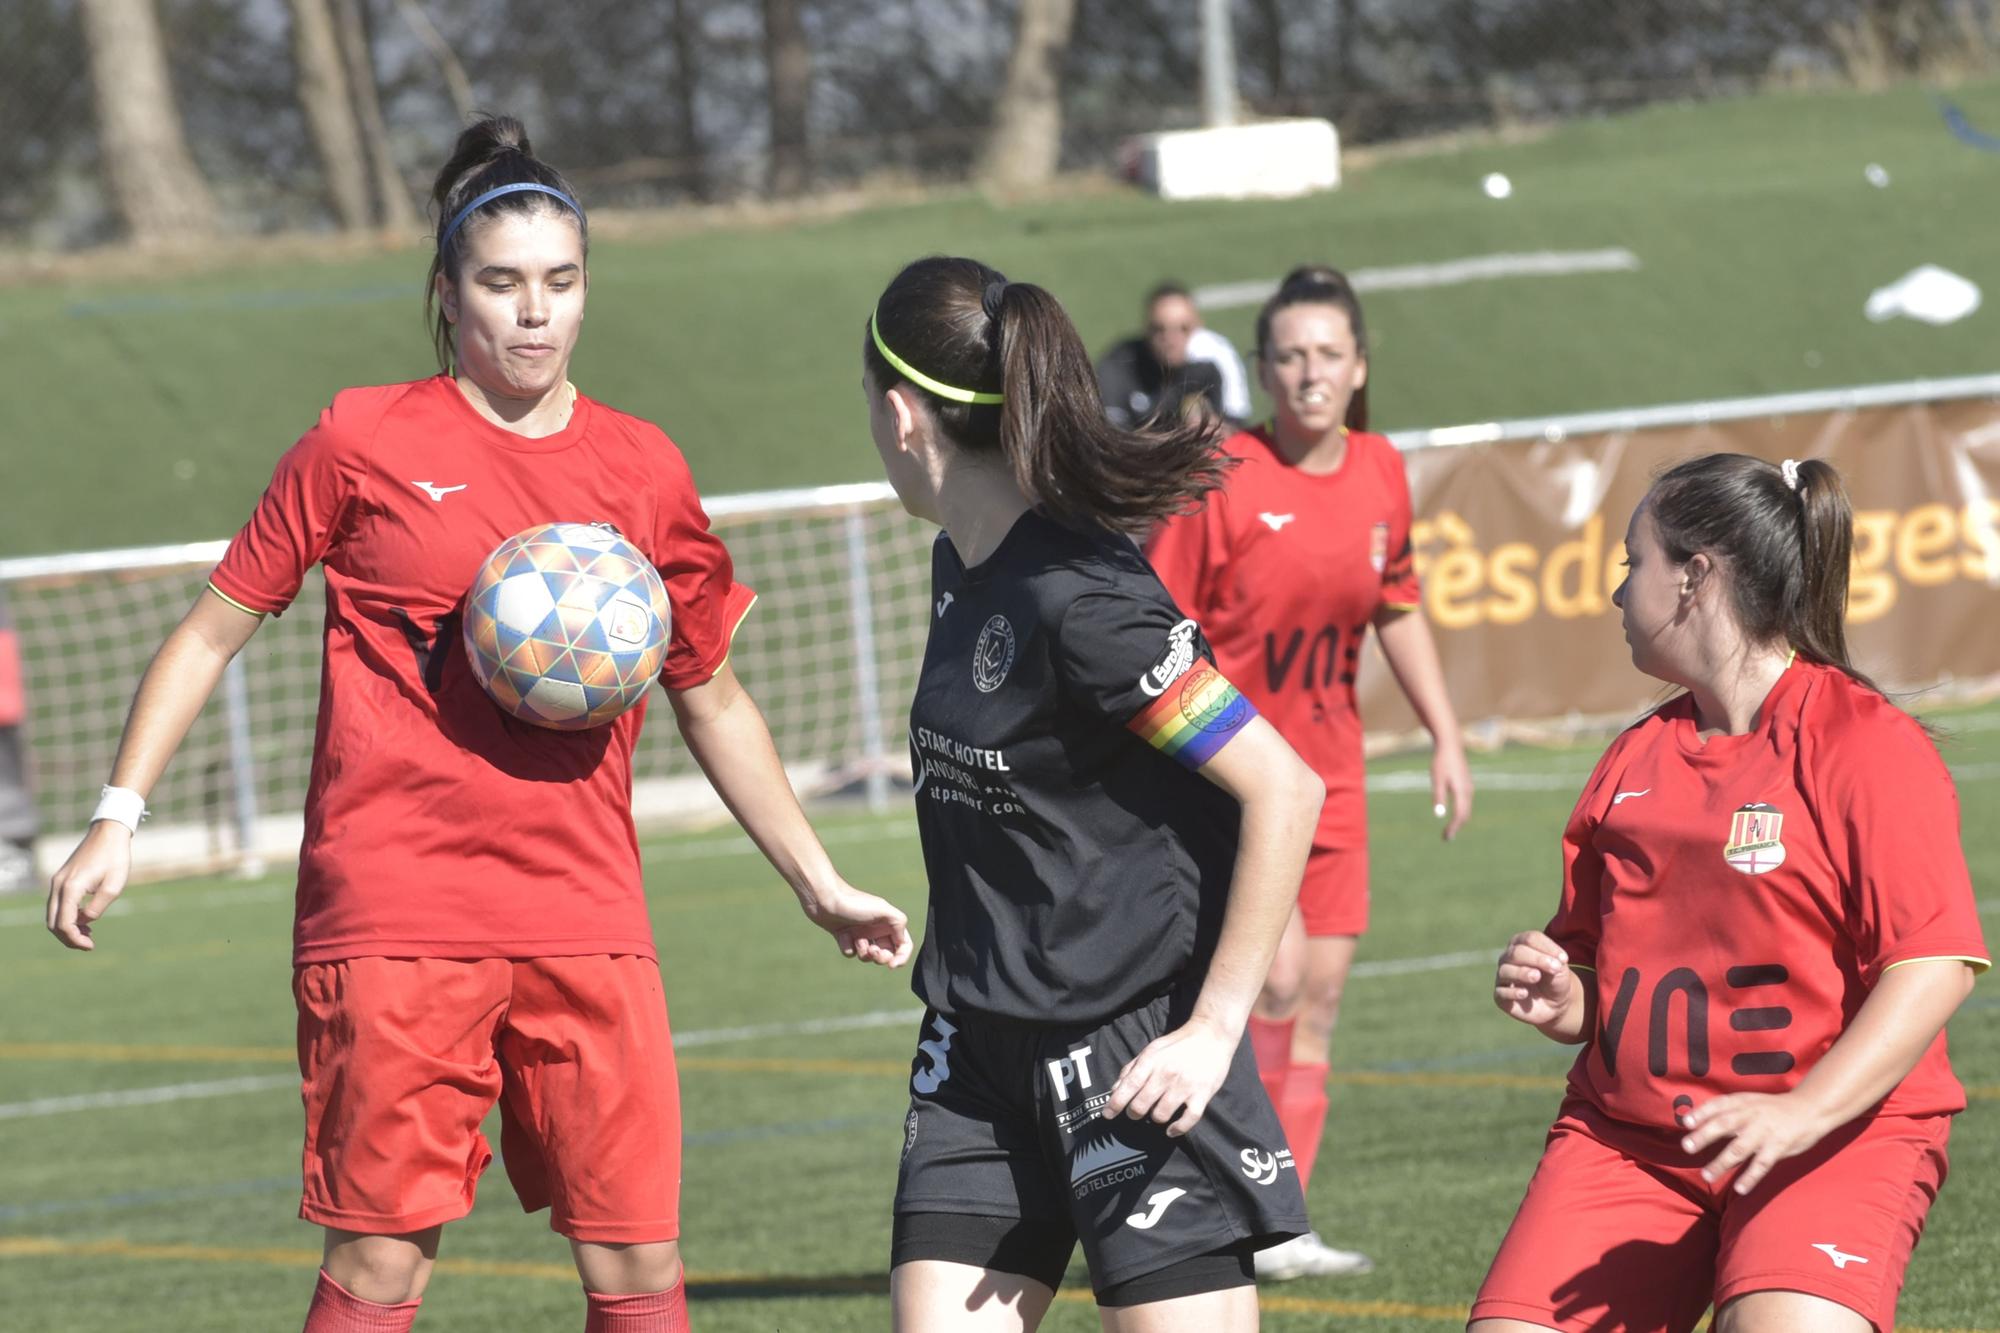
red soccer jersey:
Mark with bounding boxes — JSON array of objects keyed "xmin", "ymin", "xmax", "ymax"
[
  {"xmin": 1549, "ymin": 659, "xmax": 1989, "ymax": 1131},
  {"xmin": 1146, "ymin": 427, "xmax": 1419, "ymax": 845},
  {"xmin": 210, "ymin": 375, "xmax": 755, "ymax": 964}
]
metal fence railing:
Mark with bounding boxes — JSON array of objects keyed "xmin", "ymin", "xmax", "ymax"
[{"xmin": 8, "ymin": 374, "xmax": 1999, "ymax": 881}]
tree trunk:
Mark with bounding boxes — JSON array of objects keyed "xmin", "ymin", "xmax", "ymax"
[
  {"xmin": 76, "ymin": 0, "xmax": 219, "ymax": 245},
  {"xmin": 976, "ymin": 0, "xmax": 1076, "ymax": 189},
  {"xmin": 334, "ymin": 0, "xmax": 420, "ymax": 230},
  {"xmin": 1251, "ymin": 0, "xmax": 1285, "ymax": 103},
  {"xmin": 391, "ymin": 0, "xmax": 475, "ymax": 121},
  {"xmin": 669, "ymin": 0, "xmax": 709, "ymax": 201},
  {"xmin": 289, "ymin": 0, "xmax": 372, "ymax": 230},
  {"xmin": 762, "ymin": 0, "xmax": 810, "ymax": 198},
  {"xmin": 1332, "ymin": 0, "xmax": 1359, "ymax": 119}
]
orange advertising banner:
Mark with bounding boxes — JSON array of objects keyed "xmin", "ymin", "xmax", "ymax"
[{"xmin": 1357, "ymin": 395, "xmax": 2000, "ymax": 738}]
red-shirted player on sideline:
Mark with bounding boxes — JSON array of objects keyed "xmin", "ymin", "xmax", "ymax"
[
  {"xmin": 43, "ymin": 116, "xmax": 912, "ymax": 1333},
  {"xmin": 1475, "ymin": 454, "xmax": 1988, "ymax": 1333},
  {"xmin": 1146, "ymin": 266, "xmax": 1473, "ymax": 1279}
]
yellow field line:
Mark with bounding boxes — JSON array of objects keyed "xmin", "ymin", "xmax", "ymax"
[
  {"xmin": 678, "ymin": 1054, "xmax": 907, "ymax": 1076},
  {"xmin": 0, "ymin": 1042, "xmax": 294, "ymax": 1063},
  {"xmin": 0, "ymin": 1237, "xmax": 1486, "ymax": 1323},
  {"xmin": 0, "ymin": 1236, "xmax": 1988, "ymax": 1330},
  {"xmin": 2, "ymin": 1041, "xmax": 1996, "ymax": 1107},
  {"xmin": 1335, "ymin": 1070, "xmax": 1564, "ymax": 1092}
]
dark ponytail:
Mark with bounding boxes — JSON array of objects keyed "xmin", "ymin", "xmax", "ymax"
[
  {"xmin": 864, "ymin": 256, "xmax": 1228, "ymax": 535},
  {"xmin": 1647, "ymin": 453, "xmax": 1872, "ymax": 690},
  {"xmin": 1255, "ymin": 264, "xmax": 1370, "ymax": 432},
  {"xmin": 423, "ymin": 115, "xmax": 587, "ymax": 372},
  {"xmin": 1792, "ymin": 458, "xmax": 1854, "ymax": 672}
]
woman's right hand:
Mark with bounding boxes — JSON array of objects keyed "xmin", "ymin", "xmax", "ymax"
[
  {"xmin": 1102, "ymin": 1013, "xmax": 1238, "ymax": 1138},
  {"xmin": 47, "ymin": 823, "xmax": 134, "ymax": 951},
  {"xmin": 1494, "ymin": 929, "xmax": 1583, "ymax": 1036}
]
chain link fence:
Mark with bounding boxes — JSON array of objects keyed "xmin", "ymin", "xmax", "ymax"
[{"xmin": 6, "ymin": 0, "xmax": 1998, "ymax": 250}]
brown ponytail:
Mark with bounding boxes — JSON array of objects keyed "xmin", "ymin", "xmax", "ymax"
[
  {"xmin": 1791, "ymin": 458, "xmax": 1854, "ymax": 673},
  {"xmin": 423, "ymin": 115, "xmax": 587, "ymax": 372},
  {"xmin": 864, "ymin": 256, "xmax": 1228, "ymax": 535},
  {"xmin": 1648, "ymin": 453, "xmax": 1874, "ymax": 690}
]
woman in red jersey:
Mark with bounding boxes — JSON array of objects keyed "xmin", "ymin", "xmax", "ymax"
[
  {"xmin": 1146, "ymin": 266, "xmax": 1473, "ymax": 1279},
  {"xmin": 44, "ymin": 116, "xmax": 911, "ymax": 1333},
  {"xmin": 1476, "ymin": 454, "xmax": 1987, "ymax": 1333}
]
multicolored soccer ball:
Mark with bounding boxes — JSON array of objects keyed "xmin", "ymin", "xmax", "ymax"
[{"xmin": 463, "ymin": 522, "xmax": 671, "ymax": 730}]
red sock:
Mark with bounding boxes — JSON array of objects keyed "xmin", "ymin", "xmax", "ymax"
[
  {"xmin": 584, "ymin": 1278, "xmax": 690, "ymax": 1333},
  {"xmin": 302, "ymin": 1270, "xmax": 421, "ymax": 1332},
  {"xmin": 1247, "ymin": 1014, "xmax": 1294, "ymax": 1109},
  {"xmin": 1279, "ymin": 1061, "xmax": 1331, "ymax": 1193}
]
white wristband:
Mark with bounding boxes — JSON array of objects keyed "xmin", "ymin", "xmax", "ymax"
[{"xmin": 92, "ymin": 785, "xmax": 148, "ymax": 834}]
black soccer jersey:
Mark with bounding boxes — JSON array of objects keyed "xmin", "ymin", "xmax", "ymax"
[{"xmin": 908, "ymin": 509, "xmax": 1259, "ymax": 1025}]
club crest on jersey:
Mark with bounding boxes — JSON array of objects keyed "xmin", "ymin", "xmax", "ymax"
[
  {"xmin": 1724, "ymin": 803, "xmax": 1787, "ymax": 875},
  {"xmin": 973, "ymin": 615, "xmax": 1017, "ymax": 693},
  {"xmin": 1370, "ymin": 521, "xmax": 1390, "ymax": 573},
  {"xmin": 1138, "ymin": 618, "xmax": 1199, "ymax": 697}
]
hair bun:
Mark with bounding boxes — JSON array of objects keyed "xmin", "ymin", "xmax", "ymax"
[
  {"xmin": 485, "ymin": 115, "xmax": 533, "ymax": 160},
  {"xmin": 462, "ymin": 113, "xmax": 533, "ymax": 163}
]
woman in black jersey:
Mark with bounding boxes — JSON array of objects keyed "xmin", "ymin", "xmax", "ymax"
[{"xmin": 866, "ymin": 256, "xmax": 1326, "ymax": 1330}]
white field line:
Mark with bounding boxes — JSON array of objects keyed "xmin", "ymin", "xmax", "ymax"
[
  {"xmin": 1367, "ymin": 769, "xmax": 1589, "ymax": 793},
  {"xmin": 0, "ymin": 882, "xmax": 291, "ymax": 928},
  {"xmin": 1350, "ymin": 948, "xmax": 1494, "ymax": 978},
  {"xmin": 0, "ymin": 941, "xmax": 1518, "ymax": 1119},
  {"xmin": 674, "ymin": 1008, "xmax": 921, "ymax": 1048},
  {"xmin": 11, "ymin": 913, "xmax": 1995, "ymax": 1120},
  {"xmin": 0, "ymin": 820, "xmax": 921, "ymax": 928},
  {"xmin": 1368, "ymin": 758, "xmax": 2000, "ymax": 795},
  {"xmin": 1194, "ymin": 248, "xmax": 1642, "ymax": 310},
  {"xmin": 0, "ymin": 1074, "xmax": 298, "ymax": 1121}
]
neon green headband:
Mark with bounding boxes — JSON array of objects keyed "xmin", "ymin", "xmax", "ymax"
[{"xmin": 870, "ymin": 309, "xmax": 1004, "ymax": 405}]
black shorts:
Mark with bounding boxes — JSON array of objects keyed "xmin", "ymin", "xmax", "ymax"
[{"xmin": 891, "ymin": 987, "xmax": 1310, "ymax": 1297}]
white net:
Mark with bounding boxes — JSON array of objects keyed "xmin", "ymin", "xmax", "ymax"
[{"xmin": 0, "ymin": 485, "xmax": 935, "ymax": 874}]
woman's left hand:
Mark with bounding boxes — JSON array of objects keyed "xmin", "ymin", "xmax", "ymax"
[
  {"xmin": 1679, "ymin": 1091, "xmax": 1836, "ymax": 1195},
  {"xmin": 1432, "ymin": 738, "xmax": 1473, "ymax": 840},
  {"xmin": 1102, "ymin": 1016, "xmax": 1237, "ymax": 1137}
]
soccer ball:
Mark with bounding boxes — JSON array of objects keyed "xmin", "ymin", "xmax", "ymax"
[{"xmin": 462, "ymin": 521, "xmax": 671, "ymax": 730}]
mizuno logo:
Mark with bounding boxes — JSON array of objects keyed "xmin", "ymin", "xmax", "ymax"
[
  {"xmin": 1258, "ymin": 512, "xmax": 1296, "ymax": 531},
  {"xmin": 411, "ymin": 481, "xmax": 467, "ymax": 501},
  {"xmin": 1813, "ymin": 1243, "xmax": 1868, "ymax": 1270},
  {"xmin": 1612, "ymin": 789, "xmax": 1651, "ymax": 805},
  {"xmin": 1125, "ymin": 1188, "xmax": 1187, "ymax": 1230}
]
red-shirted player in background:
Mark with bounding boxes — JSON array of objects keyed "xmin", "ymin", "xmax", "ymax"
[
  {"xmin": 1476, "ymin": 454, "xmax": 1988, "ymax": 1333},
  {"xmin": 1147, "ymin": 267, "xmax": 1473, "ymax": 1280},
  {"xmin": 44, "ymin": 116, "xmax": 911, "ymax": 1333}
]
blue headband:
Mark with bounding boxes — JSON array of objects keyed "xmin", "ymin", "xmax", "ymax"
[{"xmin": 437, "ymin": 182, "xmax": 584, "ymax": 253}]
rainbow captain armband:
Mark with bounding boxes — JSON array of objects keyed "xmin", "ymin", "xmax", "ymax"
[{"xmin": 1126, "ymin": 660, "xmax": 1257, "ymax": 770}]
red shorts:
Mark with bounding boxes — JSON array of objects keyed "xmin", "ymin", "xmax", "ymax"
[
  {"xmin": 1298, "ymin": 842, "xmax": 1368, "ymax": 937},
  {"xmin": 1471, "ymin": 1101, "xmax": 1951, "ymax": 1333},
  {"xmin": 294, "ymin": 955, "xmax": 682, "ymax": 1243}
]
